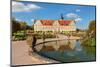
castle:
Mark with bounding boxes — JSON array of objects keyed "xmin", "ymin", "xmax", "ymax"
[{"xmin": 33, "ymin": 15, "xmax": 76, "ymax": 33}]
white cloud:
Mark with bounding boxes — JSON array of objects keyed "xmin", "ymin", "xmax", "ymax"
[
  {"xmin": 66, "ymin": 13, "xmax": 80, "ymax": 19},
  {"xmin": 66, "ymin": 13, "xmax": 82, "ymax": 22},
  {"xmin": 31, "ymin": 19, "xmax": 34, "ymax": 22},
  {"xmin": 12, "ymin": 1, "xmax": 41, "ymax": 12},
  {"xmin": 15, "ymin": 18, "xmax": 21, "ymax": 21},
  {"xmin": 76, "ymin": 9, "xmax": 80, "ymax": 12},
  {"xmin": 14, "ymin": 18, "xmax": 23, "ymax": 22},
  {"xmin": 75, "ymin": 17, "xmax": 82, "ymax": 22}
]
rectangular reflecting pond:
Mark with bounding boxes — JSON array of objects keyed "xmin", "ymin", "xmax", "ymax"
[{"xmin": 35, "ymin": 39, "xmax": 96, "ymax": 63}]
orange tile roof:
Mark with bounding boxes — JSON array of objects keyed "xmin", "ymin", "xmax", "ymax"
[
  {"xmin": 40, "ymin": 20, "xmax": 72, "ymax": 26},
  {"xmin": 58, "ymin": 20, "xmax": 72, "ymax": 25},
  {"xmin": 40, "ymin": 20, "xmax": 54, "ymax": 26}
]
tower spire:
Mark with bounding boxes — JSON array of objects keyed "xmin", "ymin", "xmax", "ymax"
[{"xmin": 61, "ymin": 13, "xmax": 64, "ymax": 20}]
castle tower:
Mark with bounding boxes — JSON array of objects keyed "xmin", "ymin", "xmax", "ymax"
[{"xmin": 60, "ymin": 14, "xmax": 64, "ymax": 20}]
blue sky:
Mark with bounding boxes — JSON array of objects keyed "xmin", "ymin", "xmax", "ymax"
[{"xmin": 12, "ymin": 1, "xmax": 96, "ymax": 29}]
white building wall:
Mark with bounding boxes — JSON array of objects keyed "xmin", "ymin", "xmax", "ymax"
[
  {"xmin": 34, "ymin": 20, "xmax": 43, "ymax": 31},
  {"xmin": 34, "ymin": 20, "xmax": 76, "ymax": 32}
]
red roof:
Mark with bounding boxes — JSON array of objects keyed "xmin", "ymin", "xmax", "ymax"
[
  {"xmin": 40, "ymin": 20, "xmax": 72, "ymax": 26},
  {"xmin": 40, "ymin": 20, "xmax": 54, "ymax": 26},
  {"xmin": 58, "ymin": 20, "xmax": 72, "ymax": 25}
]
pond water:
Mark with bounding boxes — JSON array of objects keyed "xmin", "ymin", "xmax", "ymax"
[{"xmin": 35, "ymin": 39, "xmax": 96, "ymax": 63}]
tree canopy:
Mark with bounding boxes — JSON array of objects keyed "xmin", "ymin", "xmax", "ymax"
[
  {"xmin": 12, "ymin": 18, "xmax": 32, "ymax": 33},
  {"xmin": 87, "ymin": 20, "xmax": 96, "ymax": 38}
]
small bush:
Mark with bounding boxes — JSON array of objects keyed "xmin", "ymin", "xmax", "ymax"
[
  {"xmin": 12, "ymin": 30, "xmax": 26, "ymax": 41},
  {"xmin": 81, "ymin": 38, "xmax": 96, "ymax": 47}
]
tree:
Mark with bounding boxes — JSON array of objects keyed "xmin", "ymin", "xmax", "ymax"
[
  {"xmin": 12, "ymin": 18, "xmax": 28, "ymax": 33},
  {"xmin": 26, "ymin": 25, "xmax": 32, "ymax": 30},
  {"xmin": 76, "ymin": 28, "xmax": 80, "ymax": 33},
  {"xmin": 81, "ymin": 20, "xmax": 96, "ymax": 47},
  {"xmin": 87, "ymin": 20, "xmax": 96, "ymax": 38},
  {"xmin": 19, "ymin": 22, "xmax": 27, "ymax": 30},
  {"xmin": 12, "ymin": 18, "xmax": 21, "ymax": 33}
]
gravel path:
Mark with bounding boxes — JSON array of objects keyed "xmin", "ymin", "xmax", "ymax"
[{"xmin": 12, "ymin": 41, "xmax": 57, "ymax": 66}]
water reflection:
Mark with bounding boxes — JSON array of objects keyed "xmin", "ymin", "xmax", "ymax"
[
  {"xmin": 34, "ymin": 39, "xmax": 96, "ymax": 62},
  {"xmin": 35, "ymin": 40, "xmax": 77, "ymax": 51}
]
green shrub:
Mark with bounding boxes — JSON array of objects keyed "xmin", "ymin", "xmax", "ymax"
[
  {"xmin": 81, "ymin": 38, "xmax": 96, "ymax": 47},
  {"xmin": 12, "ymin": 30, "xmax": 26, "ymax": 41}
]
